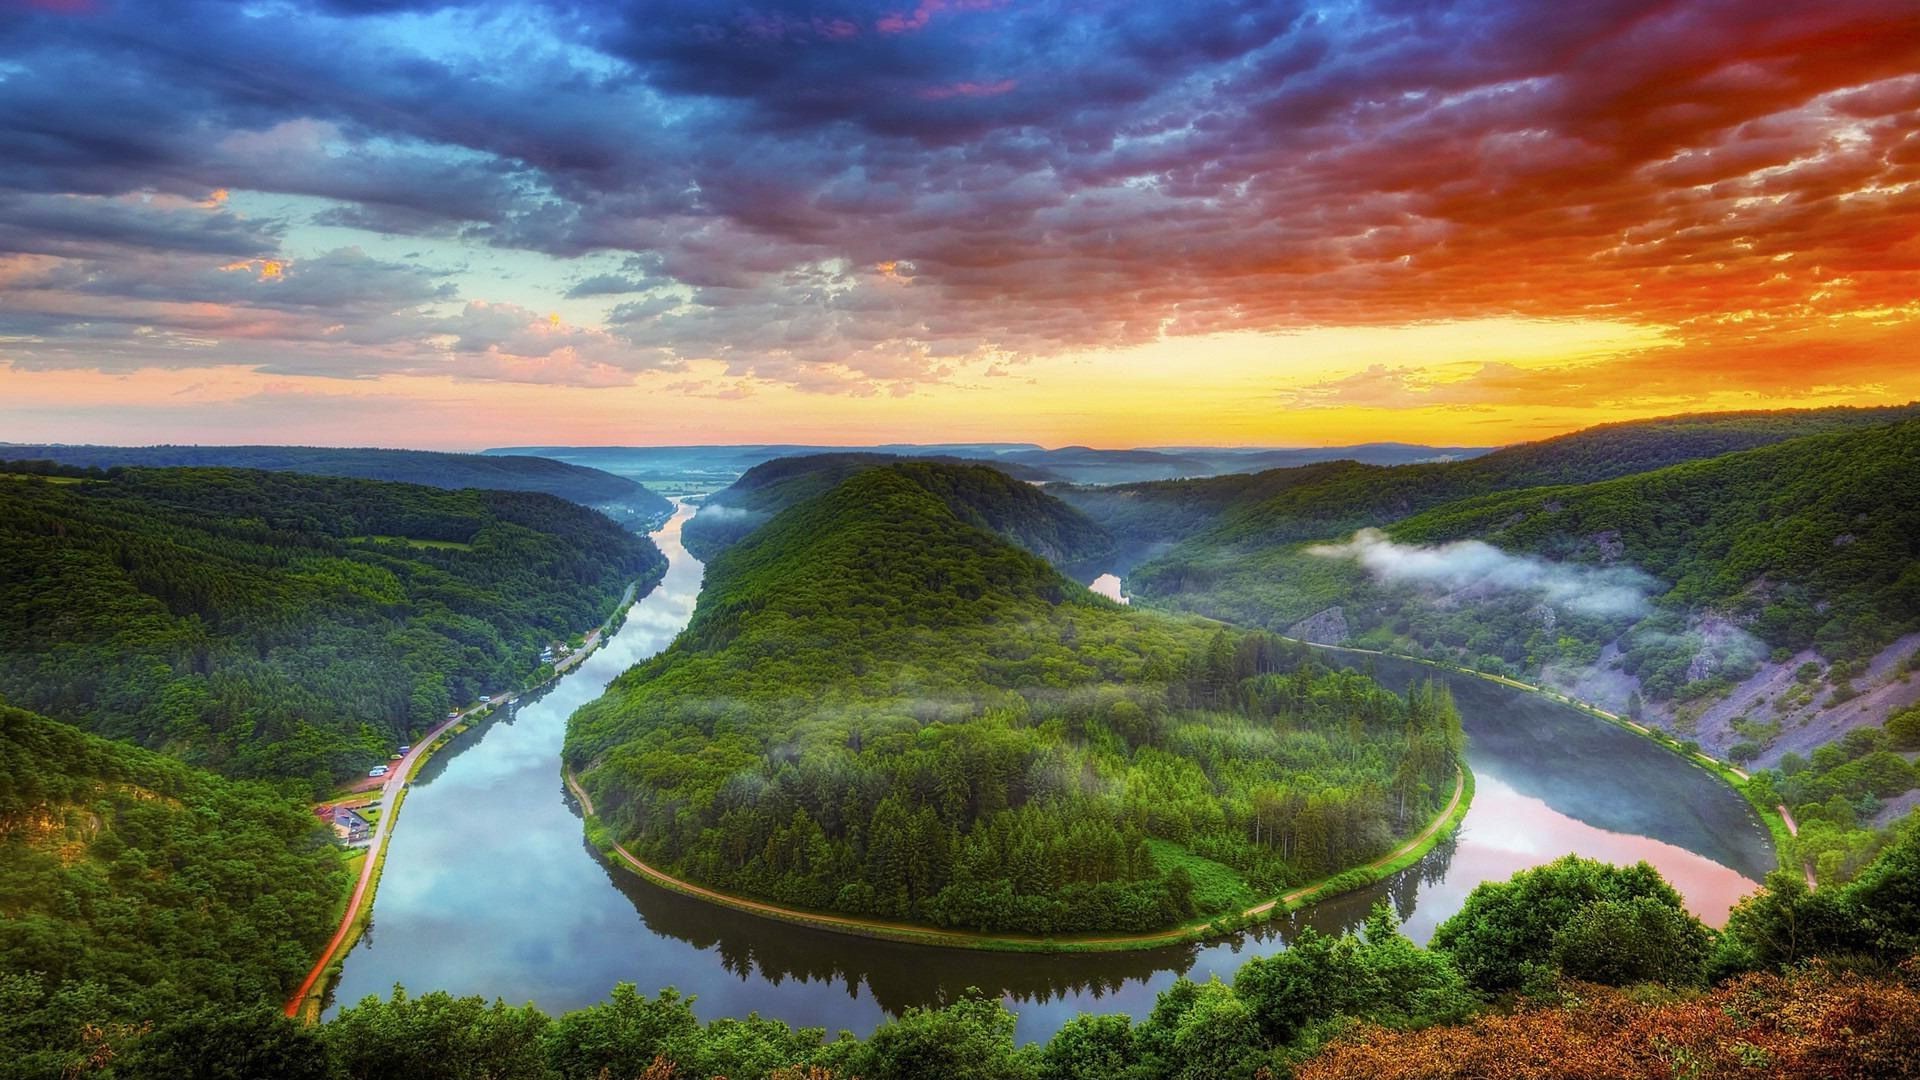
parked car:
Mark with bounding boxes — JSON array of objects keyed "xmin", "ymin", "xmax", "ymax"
[
  {"xmin": 397, "ymin": 745, "xmax": 411, "ymax": 754},
  {"xmin": 368, "ymin": 765, "xmax": 389, "ymax": 778}
]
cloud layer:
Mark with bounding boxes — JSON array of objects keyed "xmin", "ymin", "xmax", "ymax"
[
  {"xmin": 1308, "ymin": 528, "xmax": 1658, "ymax": 618},
  {"xmin": 1, "ymin": 0, "xmax": 1917, "ymax": 400}
]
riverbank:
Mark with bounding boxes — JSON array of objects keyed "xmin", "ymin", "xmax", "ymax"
[
  {"xmin": 1295, "ymin": 640, "xmax": 1798, "ymax": 876},
  {"xmin": 285, "ymin": 573, "xmax": 657, "ymax": 1022},
  {"xmin": 564, "ymin": 763, "xmax": 1470, "ymax": 954}
]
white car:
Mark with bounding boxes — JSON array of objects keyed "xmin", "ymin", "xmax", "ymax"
[{"xmin": 368, "ymin": 765, "xmax": 389, "ymax": 778}]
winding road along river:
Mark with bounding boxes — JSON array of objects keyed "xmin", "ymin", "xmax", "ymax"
[{"xmin": 328, "ymin": 503, "xmax": 1776, "ymax": 1042}]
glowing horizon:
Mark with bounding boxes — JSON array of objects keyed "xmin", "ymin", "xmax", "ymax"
[{"xmin": 3, "ymin": 2, "xmax": 1918, "ymax": 449}]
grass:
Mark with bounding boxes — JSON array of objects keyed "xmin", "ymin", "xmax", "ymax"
[
  {"xmin": 349, "ymin": 534, "xmax": 475, "ymax": 551},
  {"xmin": 1147, "ymin": 838, "xmax": 1255, "ymax": 914}
]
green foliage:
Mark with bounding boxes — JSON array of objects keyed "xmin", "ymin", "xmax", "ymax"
[
  {"xmin": 0, "ymin": 468, "xmax": 662, "ymax": 787},
  {"xmin": 541, "ymin": 984, "xmax": 700, "ymax": 1080},
  {"xmin": 325, "ymin": 988, "xmax": 553, "ymax": 1080},
  {"xmin": 112, "ymin": 1007, "xmax": 334, "ymax": 1080},
  {"xmin": 1749, "ymin": 725, "xmax": 1918, "ymax": 882},
  {"xmin": 1550, "ymin": 896, "xmax": 1711, "ymax": 986},
  {"xmin": 569, "ymin": 465, "xmax": 1462, "ymax": 935},
  {"xmin": 1430, "ymin": 855, "xmax": 1706, "ymax": 991},
  {"xmin": 0, "ymin": 705, "xmax": 344, "ymax": 1076},
  {"xmin": 684, "ymin": 454, "xmax": 1111, "ymax": 564},
  {"xmin": 1234, "ymin": 903, "xmax": 1476, "ymax": 1047},
  {"xmin": 1888, "ymin": 703, "xmax": 1920, "ymax": 750},
  {"xmin": 1127, "ymin": 416, "xmax": 1920, "ymax": 714},
  {"xmin": 849, "ymin": 991, "xmax": 1033, "ymax": 1080},
  {"xmin": 1035, "ymin": 1013, "xmax": 1136, "ymax": 1080},
  {"xmin": 3, "ymin": 444, "xmax": 670, "ymax": 519}
]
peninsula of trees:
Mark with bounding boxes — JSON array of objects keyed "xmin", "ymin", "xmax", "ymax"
[{"xmin": 568, "ymin": 463, "xmax": 1462, "ymax": 936}]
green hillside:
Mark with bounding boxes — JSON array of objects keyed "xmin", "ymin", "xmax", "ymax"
[
  {"xmin": 0, "ymin": 704, "xmax": 344, "ymax": 1073},
  {"xmin": 566, "ymin": 464, "xmax": 1461, "ymax": 936},
  {"xmin": 3, "ymin": 444, "xmax": 672, "ymax": 527},
  {"xmin": 0, "ymin": 468, "xmax": 664, "ymax": 790},
  {"xmin": 1131, "ymin": 419, "xmax": 1920, "ymax": 714},
  {"xmin": 683, "ymin": 454, "xmax": 1109, "ymax": 564},
  {"xmin": 1083, "ymin": 402, "xmax": 1920, "ymax": 555}
]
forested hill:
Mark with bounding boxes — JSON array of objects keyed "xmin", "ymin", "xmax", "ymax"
[
  {"xmin": 1128, "ymin": 418, "xmax": 1920, "ymax": 801},
  {"xmin": 566, "ymin": 463, "xmax": 1462, "ymax": 936},
  {"xmin": 682, "ymin": 454, "xmax": 1110, "ymax": 564},
  {"xmin": 0, "ymin": 468, "xmax": 664, "ymax": 789},
  {"xmin": 1065, "ymin": 401, "xmax": 1920, "ymax": 551},
  {"xmin": 2, "ymin": 443, "xmax": 671, "ymax": 526},
  {"xmin": 0, "ymin": 704, "xmax": 344, "ymax": 1074}
]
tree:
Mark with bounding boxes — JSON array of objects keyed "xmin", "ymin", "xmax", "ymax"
[
  {"xmin": 542, "ymin": 984, "xmax": 700, "ymax": 1080},
  {"xmin": 1551, "ymin": 896, "xmax": 1710, "ymax": 986},
  {"xmin": 115, "ymin": 1008, "xmax": 333, "ymax": 1080},
  {"xmin": 1430, "ymin": 856, "xmax": 1697, "ymax": 991},
  {"xmin": 849, "ymin": 991, "xmax": 1032, "ymax": 1080},
  {"xmin": 1035, "ymin": 1013, "xmax": 1135, "ymax": 1080}
]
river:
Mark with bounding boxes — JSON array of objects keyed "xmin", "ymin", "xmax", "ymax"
[{"xmin": 327, "ymin": 503, "xmax": 1776, "ymax": 1042}]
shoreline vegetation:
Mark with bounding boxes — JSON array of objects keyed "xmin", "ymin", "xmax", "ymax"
[
  {"xmin": 1294, "ymin": 639, "xmax": 1799, "ymax": 876},
  {"xmin": 564, "ymin": 763, "xmax": 1471, "ymax": 954},
  {"xmin": 286, "ymin": 575, "xmax": 655, "ymax": 1022}
]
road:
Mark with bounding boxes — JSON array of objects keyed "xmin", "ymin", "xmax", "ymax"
[
  {"xmin": 282, "ymin": 702, "xmax": 488, "ymax": 1017},
  {"xmin": 564, "ymin": 764, "xmax": 1468, "ymax": 952}
]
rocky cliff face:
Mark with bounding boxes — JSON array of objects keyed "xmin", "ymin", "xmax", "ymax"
[{"xmin": 1287, "ymin": 605, "xmax": 1351, "ymax": 645}]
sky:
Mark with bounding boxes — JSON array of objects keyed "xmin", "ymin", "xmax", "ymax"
[{"xmin": 1, "ymin": 0, "xmax": 1917, "ymax": 450}]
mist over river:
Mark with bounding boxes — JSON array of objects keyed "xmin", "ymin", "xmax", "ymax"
[{"xmin": 328, "ymin": 505, "xmax": 1774, "ymax": 1042}]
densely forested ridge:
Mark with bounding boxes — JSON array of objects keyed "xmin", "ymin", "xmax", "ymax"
[
  {"xmin": 1126, "ymin": 416, "xmax": 1920, "ymax": 748},
  {"xmin": 568, "ymin": 464, "xmax": 1460, "ymax": 935},
  {"xmin": 2, "ymin": 443, "xmax": 671, "ymax": 524},
  {"xmin": 24, "ymin": 823, "xmax": 1918, "ymax": 1080},
  {"xmin": 0, "ymin": 468, "xmax": 663, "ymax": 788},
  {"xmin": 682, "ymin": 453, "xmax": 1098, "ymax": 562},
  {"xmin": 1072, "ymin": 401, "xmax": 1920, "ymax": 555},
  {"xmin": 0, "ymin": 704, "xmax": 344, "ymax": 1078}
]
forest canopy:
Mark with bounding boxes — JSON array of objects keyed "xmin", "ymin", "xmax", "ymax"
[
  {"xmin": 0, "ymin": 468, "xmax": 664, "ymax": 789},
  {"xmin": 568, "ymin": 464, "xmax": 1462, "ymax": 935},
  {"xmin": 0, "ymin": 703, "xmax": 345, "ymax": 1078}
]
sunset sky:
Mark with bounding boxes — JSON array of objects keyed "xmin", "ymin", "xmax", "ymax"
[{"xmin": 2, "ymin": 0, "xmax": 1918, "ymax": 450}]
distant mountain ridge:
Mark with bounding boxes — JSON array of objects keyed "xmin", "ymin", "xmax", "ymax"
[
  {"xmin": 485, "ymin": 441, "xmax": 1492, "ymax": 487},
  {"xmin": 5, "ymin": 443, "xmax": 671, "ymax": 527}
]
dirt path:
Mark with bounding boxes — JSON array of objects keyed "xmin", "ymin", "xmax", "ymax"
[
  {"xmin": 282, "ymin": 707, "xmax": 472, "ymax": 1017},
  {"xmin": 565, "ymin": 764, "xmax": 1468, "ymax": 952}
]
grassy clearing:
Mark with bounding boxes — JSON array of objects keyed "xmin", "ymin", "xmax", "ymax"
[
  {"xmin": 1147, "ymin": 838, "xmax": 1255, "ymax": 914},
  {"xmin": 349, "ymin": 534, "xmax": 475, "ymax": 550}
]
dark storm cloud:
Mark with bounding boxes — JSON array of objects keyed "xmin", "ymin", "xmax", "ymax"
[{"xmin": 1, "ymin": 0, "xmax": 1917, "ymax": 392}]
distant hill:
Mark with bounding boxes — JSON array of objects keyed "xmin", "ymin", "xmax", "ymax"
[
  {"xmin": 484, "ymin": 441, "xmax": 1489, "ymax": 488},
  {"xmin": 3, "ymin": 443, "xmax": 672, "ymax": 527},
  {"xmin": 0, "ymin": 704, "xmax": 343, "ymax": 1065},
  {"xmin": 0, "ymin": 467, "xmax": 663, "ymax": 788},
  {"xmin": 681, "ymin": 453, "xmax": 1103, "ymax": 563},
  {"xmin": 566, "ymin": 462, "xmax": 1463, "ymax": 936},
  {"xmin": 1132, "ymin": 417, "xmax": 1920, "ymax": 773},
  {"xmin": 1090, "ymin": 402, "xmax": 1920, "ymax": 557}
]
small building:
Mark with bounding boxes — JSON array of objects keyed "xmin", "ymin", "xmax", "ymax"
[{"xmin": 331, "ymin": 805, "xmax": 373, "ymax": 845}]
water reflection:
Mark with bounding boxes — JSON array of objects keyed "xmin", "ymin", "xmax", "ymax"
[{"xmin": 330, "ymin": 509, "xmax": 1774, "ymax": 1044}]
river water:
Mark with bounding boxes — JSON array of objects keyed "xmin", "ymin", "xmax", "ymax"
[{"xmin": 328, "ymin": 504, "xmax": 1776, "ymax": 1041}]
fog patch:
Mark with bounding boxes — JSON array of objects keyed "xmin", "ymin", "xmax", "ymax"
[
  {"xmin": 1308, "ymin": 528, "xmax": 1658, "ymax": 619},
  {"xmin": 691, "ymin": 504, "xmax": 769, "ymax": 524}
]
